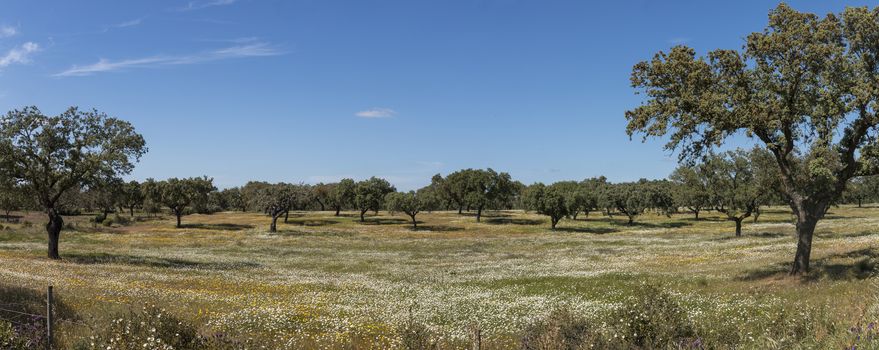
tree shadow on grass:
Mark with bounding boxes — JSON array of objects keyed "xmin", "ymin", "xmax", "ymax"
[
  {"xmin": 412, "ymin": 225, "xmax": 464, "ymax": 232},
  {"xmin": 459, "ymin": 212, "xmax": 512, "ymax": 218},
  {"xmin": 65, "ymin": 252, "xmax": 260, "ymax": 270},
  {"xmin": 553, "ymin": 227, "xmax": 619, "ymax": 234},
  {"xmin": 484, "ymin": 218, "xmax": 544, "ymax": 225},
  {"xmin": 178, "ymin": 223, "xmax": 254, "ymax": 231},
  {"xmin": 272, "ymin": 230, "xmax": 356, "ymax": 237},
  {"xmin": 359, "ymin": 218, "xmax": 409, "ymax": 225},
  {"xmin": 738, "ymin": 247, "xmax": 879, "ymax": 282},
  {"xmin": 284, "ymin": 219, "xmax": 340, "ymax": 227},
  {"xmin": 817, "ymin": 230, "xmax": 878, "ymax": 239}
]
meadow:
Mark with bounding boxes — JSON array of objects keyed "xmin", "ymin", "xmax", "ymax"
[{"xmin": 0, "ymin": 206, "xmax": 878, "ymax": 349}]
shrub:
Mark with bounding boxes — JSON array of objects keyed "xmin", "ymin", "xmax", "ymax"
[
  {"xmin": 611, "ymin": 283, "xmax": 696, "ymax": 348},
  {"xmin": 0, "ymin": 319, "xmax": 46, "ymax": 350},
  {"xmin": 102, "ymin": 218, "xmax": 113, "ymax": 227},
  {"xmin": 76, "ymin": 305, "xmax": 203, "ymax": 350},
  {"xmin": 113, "ymin": 214, "xmax": 130, "ymax": 226},
  {"xmin": 521, "ymin": 310, "xmax": 609, "ymax": 350}
]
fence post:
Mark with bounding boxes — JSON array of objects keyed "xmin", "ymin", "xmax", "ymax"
[
  {"xmin": 471, "ymin": 324, "xmax": 481, "ymax": 350},
  {"xmin": 46, "ymin": 285, "xmax": 53, "ymax": 350}
]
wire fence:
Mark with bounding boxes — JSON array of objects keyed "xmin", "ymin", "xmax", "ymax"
[{"xmin": 0, "ymin": 285, "xmax": 52, "ymax": 349}]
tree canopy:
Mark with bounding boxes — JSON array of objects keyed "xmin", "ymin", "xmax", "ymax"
[
  {"xmin": 0, "ymin": 106, "xmax": 146, "ymax": 259},
  {"xmin": 625, "ymin": 4, "xmax": 879, "ymax": 274}
]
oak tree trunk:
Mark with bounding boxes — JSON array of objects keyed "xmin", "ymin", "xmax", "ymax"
[
  {"xmin": 476, "ymin": 206, "xmax": 483, "ymax": 222},
  {"xmin": 270, "ymin": 215, "xmax": 279, "ymax": 233},
  {"xmin": 410, "ymin": 215, "xmax": 417, "ymax": 229},
  {"xmin": 46, "ymin": 208, "xmax": 63, "ymax": 260},
  {"xmin": 360, "ymin": 210, "xmax": 367, "ymax": 222},
  {"xmin": 734, "ymin": 218, "xmax": 742, "ymax": 237},
  {"xmin": 791, "ymin": 213, "xmax": 819, "ymax": 275},
  {"xmin": 176, "ymin": 212, "xmax": 182, "ymax": 228},
  {"xmin": 335, "ymin": 207, "xmax": 341, "ymax": 216},
  {"xmin": 284, "ymin": 210, "xmax": 289, "ymax": 223}
]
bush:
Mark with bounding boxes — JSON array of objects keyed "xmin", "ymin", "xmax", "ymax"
[
  {"xmin": 521, "ymin": 283, "xmax": 698, "ymax": 349},
  {"xmin": 521, "ymin": 310, "xmax": 609, "ymax": 350},
  {"xmin": 611, "ymin": 283, "xmax": 696, "ymax": 348},
  {"xmin": 0, "ymin": 319, "xmax": 46, "ymax": 350},
  {"xmin": 76, "ymin": 305, "xmax": 203, "ymax": 350},
  {"xmin": 113, "ymin": 214, "xmax": 130, "ymax": 226},
  {"xmin": 102, "ymin": 218, "xmax": 113, "ymax": 227}
]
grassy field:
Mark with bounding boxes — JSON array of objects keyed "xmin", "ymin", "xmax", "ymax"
[{"xmin": 0, "ymin": 206, "xmax": 878, "ymax": 348}]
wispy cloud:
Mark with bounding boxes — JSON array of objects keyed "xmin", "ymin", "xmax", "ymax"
[
  {"xmin": 0, "ymin": 26, "xmax": 17, "ymax": 38},
  {"xmin": 113, "ymin": 18, "xmax": 144, "ymax": 29},
  {"xmin": 55, "ymin": 41, "xmax": 283, "ymax": 77},
  {"xmin": 668, "ymin": 37, "xmax": 690, "ymax": 45},
  {"xmin": 0, "ymin": 42, "xmax": 39, "ymax": 68},
  {"xmin": 356, "ymin": 108, "xmax": 396, "ymax": 118},
  {"xmin": 174, "ymin": 0, "xmax": 237, "ymax": 12}
]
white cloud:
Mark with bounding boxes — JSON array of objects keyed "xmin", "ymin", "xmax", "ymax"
[
  {"xmin": 0, "ymin": 42, "xmax": 39, "ymax": 67},
  {"xmin": 355, "ymin": 108, "xmax": 396, "ymax": 118},
  {"xmin": 55, "ymin": 42, "xmax": 283, "ymax": 77},
  {"xmin": 175, "ymin": 0, "xmax": 236, "ymax": 11},
  {"xmin": 0, "ymin": 26, "xmax": 17, "ymax": 38},
  {"xmin": 113, "ymin": 18, "xmax": 144, "ymax": 29}
]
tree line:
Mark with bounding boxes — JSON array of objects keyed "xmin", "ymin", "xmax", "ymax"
[{"xmin": 0, "ymin": 4, "xmax": 877, "ymax": 277}]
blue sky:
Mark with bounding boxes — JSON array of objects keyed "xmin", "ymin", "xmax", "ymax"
[{"xmin": 0, "ymin": 1, "xmax": 872, "ymax": 190}]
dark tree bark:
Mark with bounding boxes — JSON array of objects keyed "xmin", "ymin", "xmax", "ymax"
[
  {"xmin": 734, "ymin": 218, "xmax": 743, "ymax": 237},
  {"xmin": 551, "ymin": 216, "xmax": 560, "ymax": 230},
  {"xmin": 46, "ymin": 208, "xmax": 63, "ymax": 260},
  {"xmin": 176, "ymin": 213, "xmax": 182, "ymax": 228},
  {"xmin": 270, "ymin": 215, "xmax": 280, "ymax": 233},
  {"xmin": 476, "ymin": 206, "xmax": 483, "ymax": 222},
  {"xmin": 409, "ymin": 214, "xmax": 417, "ymax": 229},
  {"xmin": 458, "ymin": 206, "xmax": 463, "ymax": 214},
  {"xmin": 790, "ymin": 200, "xmax": 824, "ymax": 275},
  {"xmin": 360, "ymin": 210, "xmax": 367, "ymax": 222},
  {"xmin": 693, "ymin": 209, "xmax": 700, "ymax": 220},
  {"xmin": 284, "ymin": 210, "xmax": 289, "ymax": 223},
  {"xmin": 129, "ymin": 206, "xmax": 135, "ymax": 217},
  {"xmin": 334, "ymin": 206, "xmax": 341, "ymax": 216}
]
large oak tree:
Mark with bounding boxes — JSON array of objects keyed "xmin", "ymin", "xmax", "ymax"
[
  {"xmin": 0, "ymin": 106, "xmax": 146, "ymax": 259},
  {"xmin": 625, "ymin": 4, "xmax": 879, "ymax": 274}
]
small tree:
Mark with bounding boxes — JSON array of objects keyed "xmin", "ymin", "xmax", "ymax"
[
  {"xmin": 327, "ymin": 179, "xmax": 356, "ymax": 216},
  {"xmin": 119, "ymin": 180, "xmax": 144, "ymax": 217},
  {"xmin": 458, "ymin": 168, "xmax": 516, "ymax": 222},
  {"xmin": 701, "ymin": 150, "xmax": 765, "ymax": 237},
  {"xmin": 354, "ymin": 177, "xmax": 395, "ymax": 222},
  {"xmin": 385, "ymin": 189, "xmax": 437, "ymax": 229},
  {"xmin": 0, "ymin": 106, "xmax": 146, "ymax": 259},
  {"xmin": 524, "ymin": 183, "xmax": 570, "ymax": 230},
  {"xmin": 151, "ymin": 177, "xmax": 216, "ymax": 228},
  {"xmin": 0, "ymin": 174, "xmax": 26, "ymax": 221},
  {"xmin": 252, "ymin": 183, "xmax": 296, "ymax": 232},
  {"xmin": 669, "ymin": 166, "xmax": 711, "ymax": 220},
  {"xmin": 606, "ymin": 181, "xmax": 652, "ymax": 225}
]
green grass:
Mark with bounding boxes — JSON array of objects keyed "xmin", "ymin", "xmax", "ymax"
[{"xmin": 0, "ymin": 206, "xmax": 877, "ymax": 348}]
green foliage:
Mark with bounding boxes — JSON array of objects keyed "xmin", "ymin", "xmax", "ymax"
[
  {"xmin": 0, "ymin": 106, "xmax": 146, "ymax": 259},
  {"xmin": 326, "ymin": 178, "xmax": 356, "ymax": 215},
  {"xmin": 145, "ymin": 177, "xmax": 216, "ymax": 227},
  {"xmin": 441, "ymin": 168, "xmax": 518, "ymax": 221},
  {"xmin": 625, "ymin": 3, "xmax": 879, "ymax": 273},
  {"xmin": 249, "ymin": 182, "xmax": 299, "ymax": 232},
  {"xmin": 354, "ymin": 177, "xmax": 395, "ymax": 221},
  {"xmin": 385, "ymin": 190, "xmax": 438, "ymax": 228},
  {"xmin": 523, "ymin": 183, "xmax": 570, "ymax": 229},
  {"xmin": 604, "ymin": 181, "xmax": 652, "ymax": 224}
]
